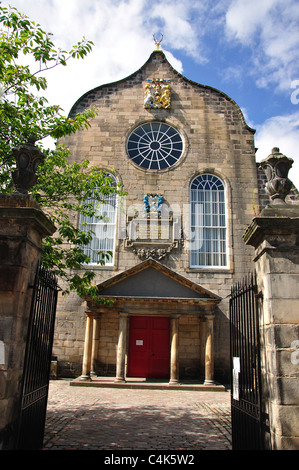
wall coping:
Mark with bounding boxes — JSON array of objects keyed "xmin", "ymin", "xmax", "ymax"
[
  {"xmin": 0, "ymin": 193, "xmax": 56, "ymax": 237},
  {"xmin": 243, "ymin": 204, "xmax": 299, "ymax": 249}
]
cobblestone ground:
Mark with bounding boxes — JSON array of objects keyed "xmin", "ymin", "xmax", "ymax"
[{"xmin": 43, "ymin": 379, "xmax": 231, "ymax": 451}]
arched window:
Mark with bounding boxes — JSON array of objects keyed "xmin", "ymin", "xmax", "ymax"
[
  {"xmin": 79, "ymin": 174, "xmax": 117, "ymax": 266},
  {"xmin": 190, "ymin": 174, "xmax": 227, "ymax": 268}
]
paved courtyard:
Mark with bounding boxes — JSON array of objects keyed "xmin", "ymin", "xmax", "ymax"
[{"xmin": 43, "ymin": 379, "xmax": 232, "ymax": 451}]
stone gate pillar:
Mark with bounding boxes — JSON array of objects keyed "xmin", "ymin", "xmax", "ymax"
[
  {"xmin": 0, "ymin": 193, "xmax": 55, "ymax": 449},
  {"xmin": 244, "ymin": 148, "xmax": 299, "ymax": 450},
  {"xmin": 244, "ymin": 202, "xmax": 299, "ymax": 449}
]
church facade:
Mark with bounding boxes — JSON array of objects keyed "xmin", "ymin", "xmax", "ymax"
[{"xmin": 53, "ymin": 48, "xmax": 265, "ymax": 384}]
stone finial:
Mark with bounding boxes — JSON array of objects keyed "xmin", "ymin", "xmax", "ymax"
[
  {"xmin": 12, "ymin": 137, "xmax": 45, "ymax": 194},
  {"xmin": 259, "ymin": 147, "xmax": 294, "ymax": 204}
]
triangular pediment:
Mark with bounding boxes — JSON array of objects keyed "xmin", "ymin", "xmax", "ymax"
[{"xmin": 96, "ymin": 259, "xmax": 221, "ymax": 301}]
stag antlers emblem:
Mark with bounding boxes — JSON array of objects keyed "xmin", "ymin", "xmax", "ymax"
[{"xmin": 153, "ymin": 33, "xmax": 163, "ymax": 50}]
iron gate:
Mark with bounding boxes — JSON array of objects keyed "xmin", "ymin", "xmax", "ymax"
[
  {"xmin": 229, "ymin": 272, "xmax": 266, "ymax": 450},
  {"xmin": 15, "ymin": 263, "xmax": 58, "ymax": 450}
]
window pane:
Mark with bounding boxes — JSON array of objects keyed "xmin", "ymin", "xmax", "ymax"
[
  {"xmin": 79, "ymin": 176, "xmax": 117, "ymax": 266},
  {"xmin": 190, "ymin": 174, "xmax": 227, "ymax": 267},
  {"xmin": 127, "ymin": 122, "xmax": 183, "ymax": 170}
]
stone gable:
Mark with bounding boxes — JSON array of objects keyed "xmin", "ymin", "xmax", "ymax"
[{"xmin": 55, "ymin": 50, "xmax": 260, "ymax": 381}]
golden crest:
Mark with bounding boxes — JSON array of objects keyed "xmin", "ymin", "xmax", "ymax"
[{"xmin": 144, "ymin": 79, "xmax": 171, "ymax": 109}]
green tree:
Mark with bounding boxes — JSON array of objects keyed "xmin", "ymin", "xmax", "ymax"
[{"xmin": 0, "ymin": 5, "xmax": 123, "ymax": 299}]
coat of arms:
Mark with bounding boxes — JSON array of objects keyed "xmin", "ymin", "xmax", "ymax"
[
  {"xmin": 144, "ymin": 79, "xmax": 171, "ymax": 109},
  {"xmin": 144, "ymin": 193, "xmax": 163, "ymax": 216}
]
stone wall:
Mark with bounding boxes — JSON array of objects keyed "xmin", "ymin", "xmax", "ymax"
[
  {"xmin": 54, "ymin": 50, "xmax": 259, "ymax": 381},
  {"xmin": 97, "ymin": 310, "xmax": 119, "ymax": 376},
  {"xmin": 54, "ymin": 291, "xmax": 86, "ymax": 378}
]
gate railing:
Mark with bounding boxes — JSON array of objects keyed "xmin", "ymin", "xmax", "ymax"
[
  {"xmin": 229, "ymin": 272, "xmax": 265, "ymax": 450},
  {"xmin": 15, "ymin": 263, "xmax": 58, "ymax": 450}
]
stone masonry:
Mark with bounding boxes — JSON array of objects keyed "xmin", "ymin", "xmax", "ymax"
[
  {"xmin": 54, "ymin": 50, "xmax": 259, "ymax": 382},
  {"xmin": 244, "ymin": 203, "xmax": 299, "ymax": 449},
  {"xmin": 0, "ymin": 193, "xmax": 55, "ymax": 448}
]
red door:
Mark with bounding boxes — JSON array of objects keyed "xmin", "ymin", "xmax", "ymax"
[{"xmin": 128, "ymin": 316, "xmax": 170, "ymax": 378}]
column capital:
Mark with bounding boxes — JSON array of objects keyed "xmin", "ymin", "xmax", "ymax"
[
  {"xmin": 84, "ymin": 309, "xmax": 97, "ymax": 319},
  {"xmin": 119, "ymin": 311, "xmax": 129, "ymax": 317},
  {"xmin": 202, "ymin": 314, "xmax": 215, "ymax": 321}
]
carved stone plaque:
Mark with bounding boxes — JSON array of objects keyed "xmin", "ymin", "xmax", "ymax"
[{"xmin": 125, "ymin": 214, "xmax": 182, "ymax": 261}]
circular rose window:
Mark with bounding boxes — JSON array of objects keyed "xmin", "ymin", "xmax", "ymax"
[{"xmin": 126, "ymin": 122, "xmax": 183, "ymax": 170}]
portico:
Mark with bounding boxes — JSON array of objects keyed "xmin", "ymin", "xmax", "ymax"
[{"xmin": 79, "ymin": 259, "xmax": 221, "ymax": 386}]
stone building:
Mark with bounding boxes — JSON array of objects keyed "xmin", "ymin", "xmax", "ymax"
[{"xmin": 52, "ymin": 46, "xmax": 272, "ymax": 385}]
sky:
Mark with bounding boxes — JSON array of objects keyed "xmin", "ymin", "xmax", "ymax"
[{"xmin": 2, "ymin": 0, "xmax": 299, "ymax": 189}]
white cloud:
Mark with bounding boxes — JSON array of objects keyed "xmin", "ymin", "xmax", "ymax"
[
  {"xmin": 240, "ymin": 107, "xmax": 256, "ymax": 130},
  {"xmin": 225, "ymin": 0, "xmax": 279, "ymax": 42},
  {"xmin": 149, "ymin": 0, "xmax": 207, "ymax": 63},
  {"xmin": 255, "ymin": 112, "xmax": 299, "ymax": 189},
  {"xmin": 225, "ymin": 0, "xmax": 299, "ymax": 92},
  {"xmin": 6, "ymin": 0, "xmax": 299, "ymax": 97},
  {"xmin": 3, "ymin": 0, "xmax": 299, "ymax": 188},
  {"xmin": 3, "ymin": 0, "xmax": 196, "ymax": 113}
]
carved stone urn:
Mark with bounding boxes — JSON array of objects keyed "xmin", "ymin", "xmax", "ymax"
[
  {"xmin": 259, "ymin": 147, "xmax": 294, "ymax": 204},
  {"xmin": 12, "ymin": 137, "xmax": 45, "ymax": 194}
]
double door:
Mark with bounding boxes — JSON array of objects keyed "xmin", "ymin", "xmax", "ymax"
[{"xmin": 128, "ymin": 316, "xmax": 170, "ymax": 378}]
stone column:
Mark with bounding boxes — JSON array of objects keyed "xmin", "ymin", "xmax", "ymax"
[
  {"xmin": 204, "ymin": 316, "xmax": 215, "ymax": 385},
  {"xmin": 90, "ymin": 316, "xmax": 101, "ymax": 378},
  {"xmin": 169, "ymin": 315, "xmax": 180, "ymax": 384},
  {"xmin": 115, "ymin": 313, "xmax": 128, "ymax": 383},
  {"xmin": 0, "ymin": 193, "xmax": 55, "ymax": 449},
  {"xmin": 243, "ymin": 203, "xmax": 299, "ymax": 450},
  {"xmin": 80, "ymin": 313, "xmax": 94, "ymax": 381}
]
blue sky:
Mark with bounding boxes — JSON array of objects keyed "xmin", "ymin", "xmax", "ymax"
[{"xmin": 3, "ymin": 0, "xmax": 299, "ymax": 188}]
